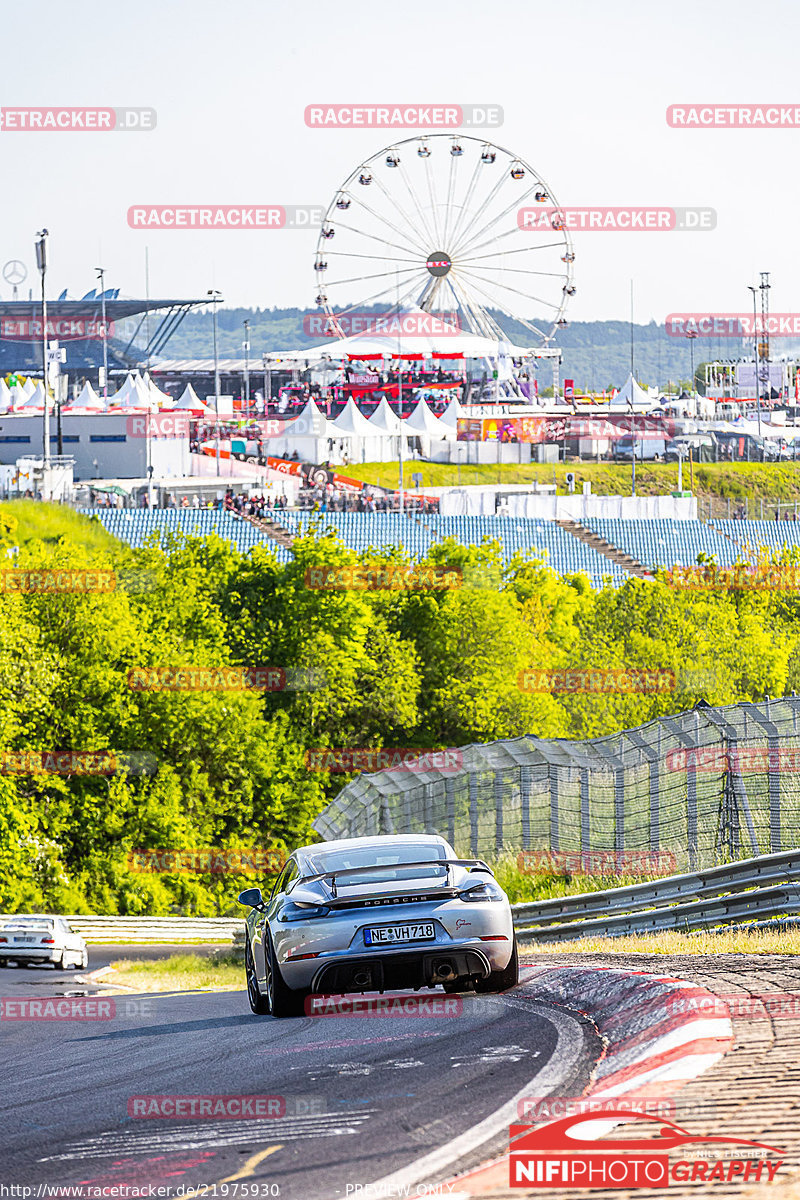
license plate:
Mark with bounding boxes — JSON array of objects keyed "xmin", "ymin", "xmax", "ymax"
[
  {"xmin": 364, "ymin": 923, "xmax": 435, "ymax": 946},
  {"xmin": 13, "ymin": 937, "xmax": 35, "ymax": 944}
]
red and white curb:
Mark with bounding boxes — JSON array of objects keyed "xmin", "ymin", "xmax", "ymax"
[{"xmin": 369, "ymin": 963, "xmax": 734, "ymax": 1198}]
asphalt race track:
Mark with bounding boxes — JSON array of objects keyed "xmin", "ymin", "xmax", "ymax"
[{"xmin": 0, "ymin": 948, "xmax": 598, "ymax": 1199}]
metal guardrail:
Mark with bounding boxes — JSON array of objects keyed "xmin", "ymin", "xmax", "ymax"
[
  {"xmin": 511, "ymin": 848, "xmax": 800, "ymax": 942},
  {"xmin": 5, "ymin": 849, "xmax": 797, "ymax": 946},
  {"xmin": 0, "ymin": 916, "xmax": 244, "ymax": 943}
]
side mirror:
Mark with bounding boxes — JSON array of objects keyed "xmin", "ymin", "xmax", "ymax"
[{"xmin": 238, "ymin": 887, "xmax": 265, "ymax": 910}]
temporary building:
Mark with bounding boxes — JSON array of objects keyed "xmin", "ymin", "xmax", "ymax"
[
  {"xmin": 368, "ymin": 397, "xmax": 403, "ymax": 435},
  {"xmin": 404, "ymin": 398, "xmax": 456, "ymax": 440},
  {"xmin": 71, "ymin": 381, "xmax": 105, "ymax": 410}
]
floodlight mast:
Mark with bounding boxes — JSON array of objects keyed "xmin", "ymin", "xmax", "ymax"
[{"xmin": 35, "ymin": 229, "xmax": 50, "ymax": 489}]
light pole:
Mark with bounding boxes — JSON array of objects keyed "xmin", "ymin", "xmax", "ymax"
[
  {"xmin": 95, "ymin": 266, "xmax": 109, "ymax": 403},
  {"xmin": 207, "ymin": 289, "xmax": 222, "ymax": 476},
  {"xmin": 262, "ymin": 354, "xmax": 270, "ymax": 417},
  {"xmin": 35, "ymin": 230, "xmax": 50, "ymax": 488},
  {"xmin": 686, "ymin": 329, "xmax": 698, "ymax": 411},
  {"xmin": 243, "ymin": 319, "xmax": 250, "ymax": 417},
  {"xmin": 747, "ymin": 284, "xmax": 763, "ymax": 435}
]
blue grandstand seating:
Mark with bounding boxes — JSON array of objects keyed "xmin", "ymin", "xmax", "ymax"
[
  {"xmin": 77, "ymin": 508, "xmax": 293, "ymax": 563},
  {"xmin": 266, "ymin": 511, "xmax": 628, "ymax": 588},
  {"xmin": 579, "ymin": 518, "xmax": 741, "ymax": 571},
  {"xmin": 709, "ymin": 519, "xmax": 800, "ymax": 560},
  {"xmin": 82, "ymin": 509, "xmax": 798, "ymax": 589}
]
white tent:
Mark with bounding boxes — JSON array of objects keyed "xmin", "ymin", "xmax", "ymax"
[
  {"xmin": 27, "ymin": 382, "xmax": 47, "ymax": 408},
  {"xmin": 143, "ymin": 371, "xmax": 175, "ymax": 408},
  {"xmin": 404, "ymin": 398, "xmax": 456, "ymax": 440},
  {"xmin": 113, "ymin": 374, "xmax": 158, "ymax": 410},
  {"xmin": 369, "ymin": 397, "xmax": 403, "ymax": 435},
  {"xmin": 22, "ymin": 377, "xmax": 37, "ymax": 399},
  {"xmin": 109, "ymin": 372, "xmax": 136, "ymax": 406},
  {"xmin": 9, "ymin": 384, "xmax": 29, "ymax": 410},
  {"xmin": 439, "ymin": 394, "xmax": 465, "ymax": 430},
  {"xmin": 71, "ymin": 381, "xmax": 105, "ymax": 410},
  {"xmin": 177, "ymin": 382, "xmax": 209, "ymax": 411},
  {"xmin": 611, "ymin": 374, "xmax": 652, "ymax": 409},
  {"xmin": 0, "ymin": 378, "xmax": 11, "ymax": 412},
  {"xmin": 332, "ymin": 397, "xmax": 379, "ymax": 437},
  {"xmin": 286, "ymin": 398, "xmax": 338, "ymax": 438}
]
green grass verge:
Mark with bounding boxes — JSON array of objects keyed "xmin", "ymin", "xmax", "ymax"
[
  {"xmin": 520, "ymin": 927, "xmax": 800, "ymax": 955},
  {"xmin": 0, "ymin": 500, "xmax": 121, "ymax": 552},
  {"xmin": 492, "ymin": 856, "xmax": 655, "ymax": 904},
  {"xmin": 105, "ymin": 951, "xmax": 243, "ymax": 992},
  {"xmin": 343, "ymin": 461, "xmax": 800, "ymax": 501}
]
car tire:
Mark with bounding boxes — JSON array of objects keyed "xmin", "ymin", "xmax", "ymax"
[
  {"xmin": 245, "ymin": 937, "xmax": 270, "ymax": 1015},
  {"xmin": 475, "ymin": 936, "xmax": 519, "ymax": 994},
  {"xmin": 75, "ymin": 950, "xmax": 88, "ymax": 970},
  {"xmin": 265, "ymin": 930, "xmax": 307, "ymax": 1019},
  {"xmin": 56, "ymin": 952, "xmax": 67, "ymax": 970}
]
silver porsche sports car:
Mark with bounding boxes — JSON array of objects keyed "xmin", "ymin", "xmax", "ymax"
[{"xmin": 238, "ymin": 834, "xmax": 518, "ymax": 1018}]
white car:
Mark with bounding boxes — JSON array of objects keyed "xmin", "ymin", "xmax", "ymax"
[
  {"xmin": 0, "ymin": 915, "xmax": 88, "ymax": 969},
  {"xmin": 239, "ymin": 834, "xmax": 518, "ymax": 1018}
]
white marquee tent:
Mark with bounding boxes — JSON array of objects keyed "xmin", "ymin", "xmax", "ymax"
[
  {"xmin": 70, "ymin": 381, "xmax": 104, "ymax": 410},
  {"xmin": 404, "ymin": 398, "xmax": 456, "ymax": 440}
]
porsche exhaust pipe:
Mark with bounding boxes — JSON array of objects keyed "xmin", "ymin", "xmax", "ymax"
[
  {"xmin": 432, "ymin": 959, "xmax": 456, "ymax": 981},
  {"xmin": 353, "ymin": 968, "xmax": 372, "ymax": 988}
]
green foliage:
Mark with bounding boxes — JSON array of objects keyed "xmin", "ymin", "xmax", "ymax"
[{"xmin": 2, "ymin": 503, "xmax": 799, "ymax": 915}]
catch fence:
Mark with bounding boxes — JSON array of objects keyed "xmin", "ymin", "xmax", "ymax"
[{"xmin": 313, "ymin": 698, "xmax": 800, "ymax": 871}]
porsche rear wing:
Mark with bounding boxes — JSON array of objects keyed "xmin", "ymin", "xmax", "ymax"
[{"xmin": 299, "ymin": 858, "xmax": 493, "ymax": 898}]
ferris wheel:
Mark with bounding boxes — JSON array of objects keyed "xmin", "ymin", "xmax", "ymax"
[{"xmin": 313, "ymin": 133, "xmax": 575, "ymax": 345}]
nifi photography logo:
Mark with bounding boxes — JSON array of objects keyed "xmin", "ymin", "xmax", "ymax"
[{"xmin": 509, "ymin": 1110, "xmax": 784, "ymax": 1189}]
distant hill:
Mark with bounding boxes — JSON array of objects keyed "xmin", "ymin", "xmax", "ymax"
[{"xmin": 155, "ymin": 306, "xmax": 754, "ymax": 390}]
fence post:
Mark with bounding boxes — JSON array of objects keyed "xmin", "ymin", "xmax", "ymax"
[
  {"xmin": 494, "ymin": 773, "xmax": 504, "ymax": 854},
  {"xmin": 469, "ymin": 772, "xmax": 479, "ymax": 858},
  {"xmin": 580, "ymin": 768, "xmax": 590, "ymax": 853},
  {"xmin": 445, "ymin": 776, "xmax": 456, "ymax": 848},
  {"xmin": 615, "ymin": 769, "xmax": 625, "ymax": 855},
  {"xmin": 520, "ymin": 765, "xmax": 532, "ymax": 850},
  {"xmin": 549, "ymin": 767, "xmax": 560, "ymax": 851}
]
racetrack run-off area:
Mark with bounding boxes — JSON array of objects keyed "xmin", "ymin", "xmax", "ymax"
[{"xmin": 4, "ymin": 946, "xmax": 798, "ymax": 1199}]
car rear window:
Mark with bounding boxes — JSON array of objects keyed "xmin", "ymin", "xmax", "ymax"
[
  {"xmin": 4, "ymin": 918, "xmax": 54, "ymax": 929},
  {"xmin": 309, "ymin": 843, "xmax": 447, "ymax": 884}
]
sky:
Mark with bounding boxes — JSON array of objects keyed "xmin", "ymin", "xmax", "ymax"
[{"xmin": 1, "ymin": 0, "xmax": 798, "ymax": 330}]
